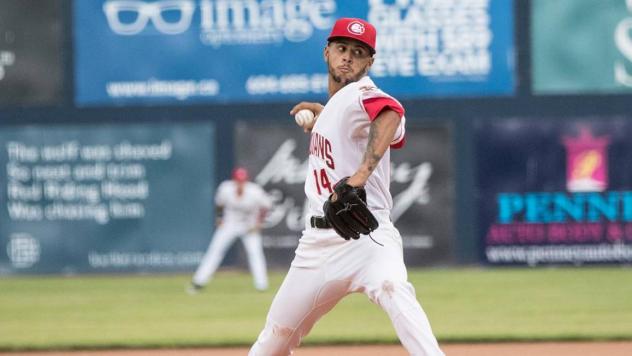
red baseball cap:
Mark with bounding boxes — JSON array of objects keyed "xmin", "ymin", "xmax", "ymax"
[
  {"xmin": 327, "ymin": 18, "xmax": 376, "ymax": 54},
  {"xmin": 232, "ymin": 167, "xmax": 249, "ymax": 182}
]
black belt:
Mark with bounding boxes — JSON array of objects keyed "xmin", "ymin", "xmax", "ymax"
[{"xmin": 310, "ymin": 216, "xmax": 331, "ymax": 229}]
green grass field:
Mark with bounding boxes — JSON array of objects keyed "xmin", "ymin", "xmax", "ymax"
[{"xmin": 1, "ymin": 267, "xmax": 631, "ymax": 351}]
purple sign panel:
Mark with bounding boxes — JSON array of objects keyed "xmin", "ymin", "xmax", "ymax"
[
  {"xmin": 476, "ymin": 118, "xmax": 632, "ymax": 265},
  {"xmin": 236, "ymin": 121, "xmax": 455, "ymax": 268}
]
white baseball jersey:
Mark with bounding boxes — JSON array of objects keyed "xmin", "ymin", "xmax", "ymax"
[
  {"xmin": 215, "ymin": 180, "xmax": 271, "ymax": 229},
  {"xmin": 304, "ymin": 75, "xmax": 406, "ymax": 219}
]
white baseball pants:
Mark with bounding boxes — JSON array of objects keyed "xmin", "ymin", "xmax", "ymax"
[
  {"xmin": 249, "ymin": 216, "xmax": 444, "ymax": 356},
  {"xmin": 193, "ymin": 223, "xmax": 268, "ymax": 291}
]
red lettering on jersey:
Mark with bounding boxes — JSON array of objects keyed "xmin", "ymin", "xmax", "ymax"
[
  {"xmin": 309, "ymin": 132, "xmax": 335, "ymax": 169},
  {"xmin": 318, "ymin": 135, "xmax": 325, "ymax": 158},
  {"xmin": 325, "ymin": 140, "xmax": 334, "ymax": 169}
]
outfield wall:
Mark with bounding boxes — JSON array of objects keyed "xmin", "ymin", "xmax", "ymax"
[{"xmin": 1, "ymin": 0, "xmax": 631, "ymax": 273}]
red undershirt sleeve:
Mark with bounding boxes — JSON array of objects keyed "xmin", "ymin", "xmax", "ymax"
[
  {"xmin": 362, "ymin": 97, "xmax": 406, "ymax": 149},
  {"xmin": 362, "ymin": 97, "xmax": 405, "ymax": 121}
]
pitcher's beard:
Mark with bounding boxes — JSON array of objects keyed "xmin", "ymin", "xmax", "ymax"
[
  {"xmin": 330, "ymin": 72, "xmax": 355, "ymax": 86},
  {"xmin": 328, "ymin": 62, "xmax": 366, "ymax": 86}
]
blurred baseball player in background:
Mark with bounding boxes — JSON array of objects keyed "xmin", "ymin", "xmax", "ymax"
[
  {"xmin": 188, "ymin": 167, "xmax": 272, "ymax": 293},
  {"xmin": 249, "ymin": 18, "xmax": 444, "ymax": 356}
]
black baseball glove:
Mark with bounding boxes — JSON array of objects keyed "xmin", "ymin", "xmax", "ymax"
[{"xmin": 323, "ymin": 177, "xmax": 379, "ymax": 240}]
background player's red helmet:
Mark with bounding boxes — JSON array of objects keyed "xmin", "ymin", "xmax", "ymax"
[
  {"xmin": 232, "ymin": 167, "xmax": 249, "ymax": 182},
  {"xmin": 327, "ymin": 18, "xmax": 376, "ymax": 54}
]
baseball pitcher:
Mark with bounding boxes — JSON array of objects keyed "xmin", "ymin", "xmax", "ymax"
[{"xmin": 249, "ymin": 18, "xmax": 444, "ymax": 356}]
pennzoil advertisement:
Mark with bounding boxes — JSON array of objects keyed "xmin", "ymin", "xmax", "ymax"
[
  {"xmin": 476, "ymin": 118, "xmax": 632, "ymax": 265},
  {"xmin": 236, "ymin": 121, "xmax": 455, "ymax": 267}
]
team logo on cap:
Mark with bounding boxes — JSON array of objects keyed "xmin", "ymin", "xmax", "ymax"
[{"xmin": 347, "ymin": 21, "xmax": 365, "ymax": 35}]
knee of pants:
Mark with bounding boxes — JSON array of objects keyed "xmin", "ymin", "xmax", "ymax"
[
  {"xmin": 249, "ymin": 320, "xmax": 299, "ymax": 356},
  {"xmin": 367, "ymin": 279, "xmax": 418, "ymax": 310}
]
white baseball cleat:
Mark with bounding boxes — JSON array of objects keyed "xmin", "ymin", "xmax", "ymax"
[{"xmin": 186, "ymin": 282, "xmax": 203, "ymax": 295}]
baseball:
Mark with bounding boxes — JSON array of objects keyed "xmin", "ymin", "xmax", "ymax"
[{"xmin": 294, "ymin": 109, "xmax": 315, "ymax": 128}]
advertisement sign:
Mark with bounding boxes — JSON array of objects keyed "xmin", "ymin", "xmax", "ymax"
[
  {"xmin": 0, "ymin": 122, "xmax": 215, "ymax": 274},
  {"xmin": 236, "ymin": 121, "xmax": 455, "ymax": 267},
  {"xmin": 476, "ymin": 118, "xmax": 632, "ymax": 265},
  {"xmin": 0, "ymin": 0, "xmax": 62, "ymax": 106},
  {"xmin": 74, "ymin": 0, "xmax": 514, "ymax": 106},
  {"xmin": 532, "ymin": 0, "xmax": 632, "ymax": 94}
]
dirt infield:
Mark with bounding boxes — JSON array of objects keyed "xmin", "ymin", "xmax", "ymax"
[{"xmin": 3, "ymin": 342, "xmax": 632, "ymax": 356}]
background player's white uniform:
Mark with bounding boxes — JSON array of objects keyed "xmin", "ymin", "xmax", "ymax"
[
  {"xmin": 249, "ymin": 76, "xmax": 444, "ymax": 355},
  {"xmin": 192, "ymin": 180, "xmax": 272, "ymax": 291}
]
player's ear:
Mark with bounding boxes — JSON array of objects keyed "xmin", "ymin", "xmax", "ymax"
[
  {"xmin": 323, "ymin": 45, "xmax": 329, "ymax": 62},
  {"xmin": 364, "ymin": 57, "xmax": 374, "ymax": 75}
]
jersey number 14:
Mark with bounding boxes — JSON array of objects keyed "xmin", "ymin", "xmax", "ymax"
[{"xmin": 313, "ymin": 168, "xmax": 332, "ymax": 195}]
